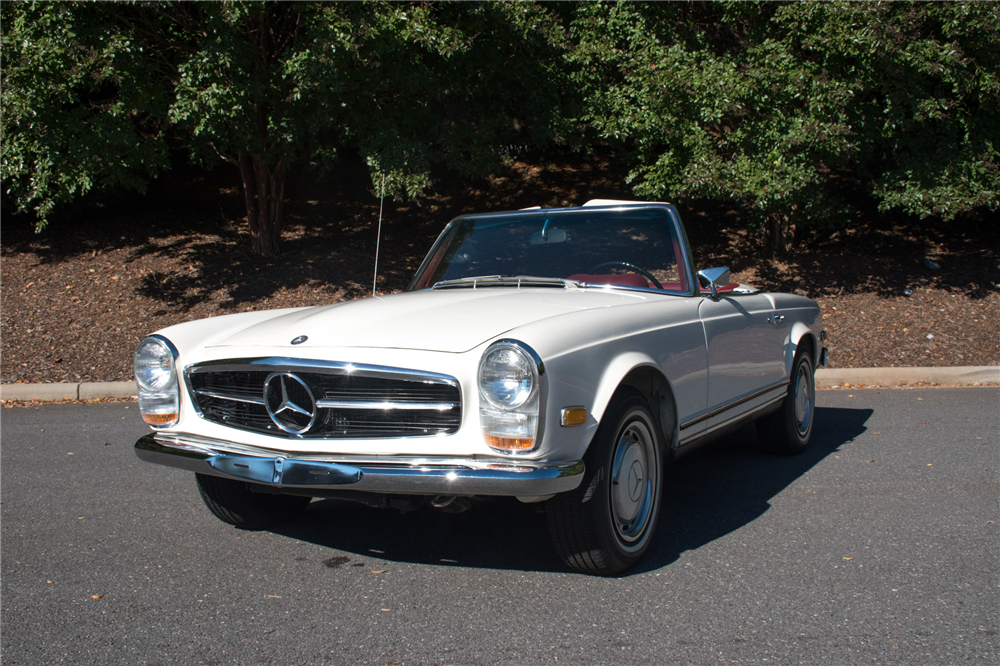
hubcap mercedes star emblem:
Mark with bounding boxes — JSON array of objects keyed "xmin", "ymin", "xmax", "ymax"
[
  {"xmin": 627, "ymin": 460, "xmax": 644, "ymax": 502},
  {"xmin": 263, "ymin": 373, "xmax": 318, "ymax": 434}
]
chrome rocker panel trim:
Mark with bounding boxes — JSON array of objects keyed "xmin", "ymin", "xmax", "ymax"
[
  {"xmin": 679, "ymin": 379, "xmax": 789, "ymax": 431},
  {"xmin": 134, "ymin": 433, "xmax": 585, "ymax": 496}
]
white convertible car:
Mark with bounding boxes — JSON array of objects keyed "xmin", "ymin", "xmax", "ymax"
[{"xmin": 134, "ymin": 201, "xmax": 825, "ymax": 575}]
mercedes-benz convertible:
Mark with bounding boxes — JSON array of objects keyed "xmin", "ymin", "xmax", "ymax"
[{"xmin": 133, "ymin": 200, "xmax": 825, "ymax": 575}]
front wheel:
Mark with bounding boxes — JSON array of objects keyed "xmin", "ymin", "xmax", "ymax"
[
  {"xmin": 756, "ymin": 351, "xmax": 815, "ymax": 455},
  {"xmin": 195, "ymin": 474, "xmax": 312, "ymax": 530},
  {"xmin": 546, "ymin": 390, "xmax": 664, "ymax": 576}
]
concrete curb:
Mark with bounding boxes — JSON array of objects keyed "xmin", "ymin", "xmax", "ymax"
[
  {"xmin": 1, "ymin": 381, "xmax": 137, "ymax": 402},
  {"xmin": 815, "ymin": 366, "xmax": 1000, "ymax": 387},
  {"xmin": 2, "ymin": 367, "xmax": 997, "ymax": 402}
]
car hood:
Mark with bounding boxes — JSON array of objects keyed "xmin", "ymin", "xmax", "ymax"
[{"xmin": 207, "ymin": 287, "xmax": 648, "ymax": 354}]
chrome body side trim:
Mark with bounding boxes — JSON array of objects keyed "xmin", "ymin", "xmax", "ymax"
[
  {"xmin": 135, "ymin": 433, "xmax": 585, "ymax": 496},
  {"xmin": 679, "ymin": 394, "xmax": 785, "ymax": 447},
  {"xmin": 679, "ymin": 380, "xmax": 789, "ymax": 431}
]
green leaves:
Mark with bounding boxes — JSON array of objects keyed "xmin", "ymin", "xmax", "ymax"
[
  {"xmin": 3, "ymin": 1, "xmax": 995, "ymax": 251},
  {"xmin": 572, "ymin": 2, "xmax": 850, "ymax": 243},
  {"xmin": 3, "ymin": 1, "xmax": 577, "ymax": 234},
  {"xmin": 572, "ymin": 1, "xmax": 999, "ymax": 250},
  {"xmin": 1, "ymin": 1, "xmax": 169, "ymax": 229}
]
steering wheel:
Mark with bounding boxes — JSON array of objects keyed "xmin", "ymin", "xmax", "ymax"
[{"xmin": 588, "ymin": 261, "xmax": 664, "ymax": 290}]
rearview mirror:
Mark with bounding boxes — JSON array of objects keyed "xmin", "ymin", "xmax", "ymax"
[{"xmin": 530, "ymin": 228, "xmax": 567, "ymax": 245}]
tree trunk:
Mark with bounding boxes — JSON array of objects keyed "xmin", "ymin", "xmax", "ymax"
[
  {"xmin": 762, "ymin": 212, "xmax": 792, "ymax": 256},
  {"xmin": 236, "ymin": 150, "xmax": 285, "ymax": 256}
]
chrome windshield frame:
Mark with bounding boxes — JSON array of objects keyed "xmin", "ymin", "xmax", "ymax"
[{"xmin": 407, "ymin": 203, "xmax": 698, "ymax": 297}]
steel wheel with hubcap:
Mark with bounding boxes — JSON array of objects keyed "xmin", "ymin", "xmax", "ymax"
[
  {"xmin": 757, "ymin": 350, "xmax": 815, "ymax": 455},
  {"xmin": 546, "ymin": 389, "xmax": 663, "ymax": 576}
]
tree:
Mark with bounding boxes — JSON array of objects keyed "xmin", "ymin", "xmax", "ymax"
[
  {"xmin": 2, "ymin": 1, "xmax": 575, "ymax": 255},
  {"xmin": 1, "ymin": 2, "xmax": 170, "ymax": 224},
  {"xmin": 11, "ymin": 1, "xmax": 990, "ymax": 257},
  {"xmin": 786, "ymin": 1, "xmax": 1000, "ymax": 222},
  {"xmin": 570, "ymin": 1, "xmax": 1000, "ymax": 253}
]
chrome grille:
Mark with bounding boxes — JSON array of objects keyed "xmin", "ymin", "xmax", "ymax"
[{"xmin": 184, "ymin": 358, "xmax": 461, "ymax": 439}]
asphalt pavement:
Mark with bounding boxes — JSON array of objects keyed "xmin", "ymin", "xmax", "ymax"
[{"xmin": 2, "ymin": 388, "xmax": 998, "ymax": 665}]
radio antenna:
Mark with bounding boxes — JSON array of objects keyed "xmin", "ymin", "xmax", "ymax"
[{"xmin": 372, "ymin": 172, "xmax": 385, "ymax": 297}]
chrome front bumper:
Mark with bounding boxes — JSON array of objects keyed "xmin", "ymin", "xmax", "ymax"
[{"xmin": 134, "ymin": 433, "xmax": 585, "ymax": 497}]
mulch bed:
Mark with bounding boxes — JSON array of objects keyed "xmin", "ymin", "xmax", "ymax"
[{"xmin": 2, "ymin": 156, "xmax": 998, "ymax": 385}]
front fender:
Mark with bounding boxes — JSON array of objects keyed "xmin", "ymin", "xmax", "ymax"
[
  {"xmin": 539, "ymin": 350, "xmax": 669, "ymax": 462},
  {"xmin": 590, "ymin": 352, "xmax": 663, "ymax": 426}
]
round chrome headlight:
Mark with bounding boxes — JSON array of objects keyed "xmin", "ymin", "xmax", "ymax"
[
  {"xmin": 479, "ymin": 343, "xmax": 537, "ymax": 410},
  {"xmin": 134, "ymin": 337, "xmax": 176, "ymax": 391}
]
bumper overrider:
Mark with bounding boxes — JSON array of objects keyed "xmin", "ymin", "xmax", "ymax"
[{"xmin": 134, "ymin": 433, "xmax": 585, "ymax": 497}]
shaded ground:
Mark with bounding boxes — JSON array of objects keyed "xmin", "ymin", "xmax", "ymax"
[{"xmin": 2, "ymin": 154, "xmax": 998, "ymax": 384}]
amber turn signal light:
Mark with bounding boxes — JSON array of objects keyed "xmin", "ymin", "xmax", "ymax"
[
  {"xmin": 561, "ymin": 407, "xmax": 587, "ymax": 426},
  {"xmin": 142, "ymin": 412, "xmax": 178, "ymax": 426},
  {"xmin": 484, "ymin": 435, "xmax": 535, "ymax": 451}
]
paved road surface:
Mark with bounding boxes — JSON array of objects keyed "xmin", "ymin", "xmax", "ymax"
[{"xmin": 2, "ymin": 388, "xmax": 997, "ymax": 665}]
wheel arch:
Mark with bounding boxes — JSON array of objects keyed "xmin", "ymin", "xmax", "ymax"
[
  {"xmin": 787, "ymin": 323, "xmax": 817, "ymax": 375},
  {"xmin": 589, "ymin": 354, "xmax": 679, "ymax": 455}
]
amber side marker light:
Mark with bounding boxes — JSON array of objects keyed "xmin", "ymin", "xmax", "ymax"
[
  {"xmin": 143, "ymin": 412, "xmax": 178, "ymax": 426},
  {"xmin": 561, "ymin": 407, "xmax": 587, "ymax": 427},
  {"xmin": 484, "ymin": 435, "xmax": 535, "ymax": 451}
]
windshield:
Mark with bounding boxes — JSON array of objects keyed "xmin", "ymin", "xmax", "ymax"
[{"xmin": 408, "ymin": 206, "xmax": 691, "ymax": 293}]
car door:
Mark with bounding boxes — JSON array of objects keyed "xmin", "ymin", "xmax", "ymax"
[{"xmin": 698, "ymin": 293, "xmax": 787, "ymax": 432}]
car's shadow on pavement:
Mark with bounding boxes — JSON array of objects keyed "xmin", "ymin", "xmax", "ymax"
[
  {"xmin": 634, "ymin": 405, "xmax": 872, "ymax": 575},
  {"xmin": 271, "ymin": 405, "xmax": 873, "ymax": 575}
]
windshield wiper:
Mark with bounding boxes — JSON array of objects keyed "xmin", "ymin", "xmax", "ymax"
[{"xmin": 432, "ymin": 276, "xmax": 580, "ymax": 290}]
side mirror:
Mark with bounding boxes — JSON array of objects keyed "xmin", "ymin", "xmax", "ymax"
[{"xmin": 697, "ymin": 267, "xmax": 730, "ymax": 301}]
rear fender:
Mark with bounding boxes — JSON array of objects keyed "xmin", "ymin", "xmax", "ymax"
[{"xmin": 787, "ymin": 322, "xmax": 817, "ymax": 375}]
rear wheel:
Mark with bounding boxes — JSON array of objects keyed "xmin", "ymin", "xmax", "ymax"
[
  {"xmin": 195, "ymin": 474, "xmax": 311, "ymax": 530},
  {"xmin": 546, "ymin": 390, "xmax": 663, "ymax": 576},
  {"xmin": 756, "ymin": 351, "xmax": 814, "ymax": 455}
]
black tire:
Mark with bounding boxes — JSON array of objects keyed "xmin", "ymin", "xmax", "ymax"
[
  {"xmin": 756, "ymin": 350, "xmax": 815, "ymax": 455},
  {"xmin": 195, "ymin": 473, "xmax": 311, "ymax": 530},
  {"xmin": 546, "ymin": 390, "xmax": 664, "ymax": 576}
]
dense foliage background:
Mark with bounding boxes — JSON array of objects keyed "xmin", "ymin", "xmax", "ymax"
[{"xmin": 3, "ymin": 1, "xmax": 997, "ymax": 255}]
